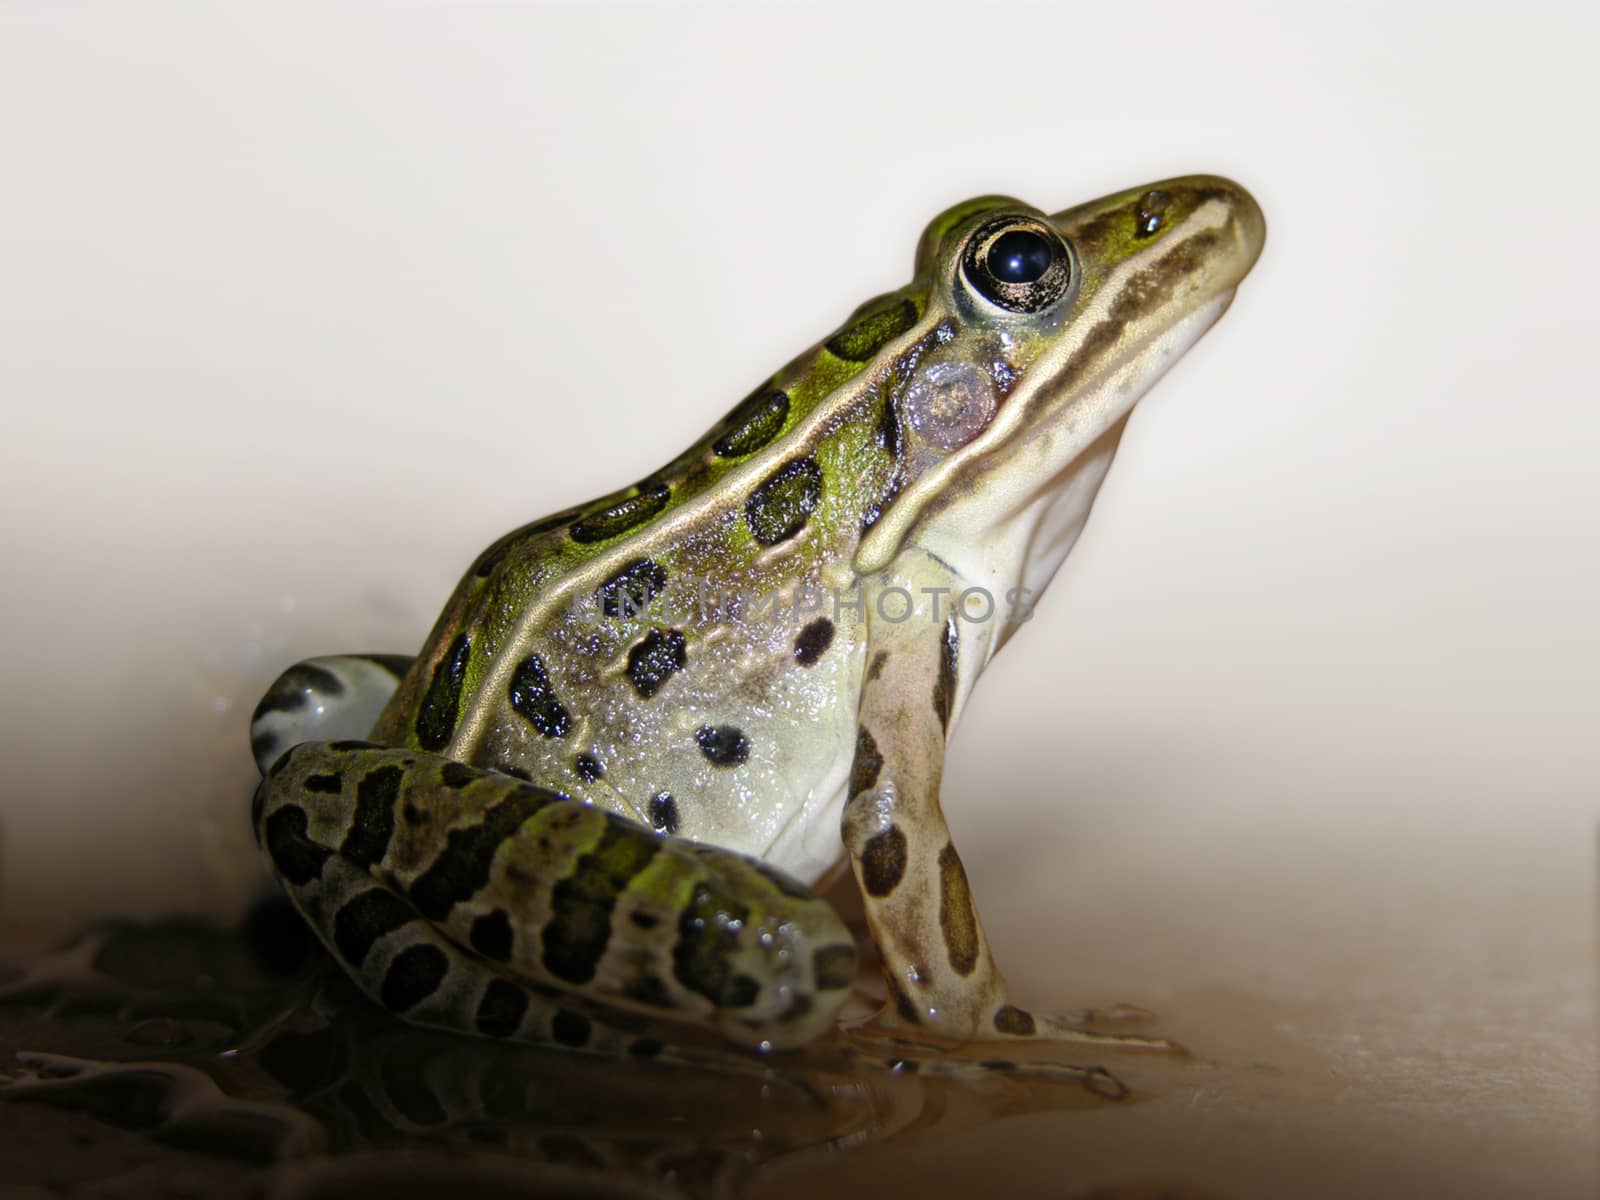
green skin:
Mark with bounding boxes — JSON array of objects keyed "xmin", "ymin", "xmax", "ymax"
[{"xmin": 251, "ymin": 177, "xmax": 1266, "ymax": 1065}]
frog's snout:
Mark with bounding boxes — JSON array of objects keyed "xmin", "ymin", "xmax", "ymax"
[{"xmin": 1198, "ymin": 174, "xmax": 1267, "ymax": 278}]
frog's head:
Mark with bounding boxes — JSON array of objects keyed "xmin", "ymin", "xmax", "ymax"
[{"xmin": 854, "ymin": 176, "xmax": 1264, "ymax": 615}]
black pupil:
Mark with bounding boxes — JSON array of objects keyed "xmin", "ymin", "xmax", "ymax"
[{"xmin": 986, "ymin": 228, "xmax": 1053, "ymax": 284}]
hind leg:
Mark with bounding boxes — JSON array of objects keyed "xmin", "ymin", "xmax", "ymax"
[{"xmin": 253, "ymin": 743, "xmax": 859, "ymax": 1054}]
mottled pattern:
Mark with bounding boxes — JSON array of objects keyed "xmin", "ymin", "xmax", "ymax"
[
  {"xmin": 341, "ymin": 764, "xmax": 402, "ymax": 866},
  {"xmin": 410, "ymin": 790, "xmax": 559, "ymax": 921},
  {"xmin": 542, "ymin": 824, "xmax": 660, "ymax": 985}
]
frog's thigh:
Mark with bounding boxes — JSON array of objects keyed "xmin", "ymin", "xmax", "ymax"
[
  {"xmin": 255, "ymin": 743, "xmax": 856, "ymax": 1051},
  {"xmin": 251, "ymin": 654, "xmax": 414, "ymax": 773}
]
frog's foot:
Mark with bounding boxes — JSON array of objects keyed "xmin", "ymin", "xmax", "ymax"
[
  {"xmin": 846, "ymin": 996, "xmax": 1183, "ymax": 1060},
  {"xmin": 1028, "ymin": 1008, "xmax": 1185, "ymax": 1053},
  {"xmin": 834, "ymin": 1023, "xmax": 1128, "ymax": 1098}
]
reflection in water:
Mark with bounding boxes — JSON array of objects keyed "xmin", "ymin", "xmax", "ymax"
[{"xmin": 0, "ymin": 902, "xmax": 1146, "ymax": 1197}]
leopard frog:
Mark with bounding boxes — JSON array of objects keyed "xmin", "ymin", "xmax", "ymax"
[{"xmin": 251, "ymin": 177, "xmax": 1265, "ymax": 1069}]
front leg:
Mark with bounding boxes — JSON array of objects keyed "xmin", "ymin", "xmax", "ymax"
[
  {"xmin": 842, "ymin": 597, "xmax": 1021, "ymax": 1041},
  {"xmin": 843, "ymin": 591, "xmax": 1170, "ymax": 1052}
]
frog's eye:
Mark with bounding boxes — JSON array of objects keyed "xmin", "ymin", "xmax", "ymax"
[{"xmin": 959, "ymin": 215, "xmax": 1075, "ymax": 314}]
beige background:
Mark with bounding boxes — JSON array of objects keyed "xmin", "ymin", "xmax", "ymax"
[{"xmin": 0, "ymin": 2, "xmax": 1593, "ymax": 1194}]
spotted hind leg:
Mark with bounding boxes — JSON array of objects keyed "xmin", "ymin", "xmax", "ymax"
[
  {"xmin": 264, "ymin": 802, "xmax": 685, "ymax": 1060},
  {"xmin": 253, "ymin": 742, "xmax": 860, "ymax": 1055}
]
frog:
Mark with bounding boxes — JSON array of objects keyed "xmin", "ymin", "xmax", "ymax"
[{"xmin": 250, "ymin": 176, "xmax": 1265, "ymax": 1072}]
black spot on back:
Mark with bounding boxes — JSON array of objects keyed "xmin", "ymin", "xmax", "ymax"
[
  {"xmin": 813, "ymin": 944, "xmax": 857, "ymax": 991},
  {"xmin": 264, "ymin": 805, "xmax": 330, "ymax": 886},
  {"xmin": 571, "ymin": 482, "xmax": 670, "ymax": 544},
  {"xmin": 574, "ymin": 754, "xmax": 604, "ymax": 782},
  {"xmin": 475, "ymin": 979, "xmax": 528, "ymax": 1038},
  {"xmin": 333, "ymin": 888, "xmax": 414, "ymax": 967},
  {"xmin": 380, "ymin": 943, "xmax": 449, "ymax": 1012},
  {"xmin": 850, "ymin": 727, "xmax": 882, "ymax": 796},
  {"xmin": 673, "ymin": 879, "xmax": 750, "ymax": 1006},
  {"xmin": 542, "ymin": 821, "xmax": 660, "ymax": 985},
  {"xmin": 695, "ymin": 724, "xmax": 749, "ymax": 767},
  {"xmin": 713, "ymin": 386, "xmax": 790, "ymax": 458},
  {"xmin": 647, "ymin": 792, "xmax": 679, "ymax": 835},
  {"xmin": 402, "ymin": 803, "xmax": 429, "ymax": 826},
  {"xmin": 932, "ymin": 616, "xmax": 959, "ymax": 731},
  {"xmin": 470, "ymin": 908, "xmax": 515, "ymax": 962},
  {"xmin": 746, "ymin": 457, "xmax": 823, "ymax": 546},
  {"xmin": 507, "ymin": 653, "xmax": 571, "ymax": 738},
  {"xmin": 826, "ymin": 295, "xmax": 918, "ymax": 362},
  {"xmin": 304, "ymin": 772, "xmax": 343, "ymax": 794},
  {"xmin": 595, "ymin": 558, "xmax": 669, "ymax": 619},
  {"xmin": 629, "ymin": 1038, "xmax": 665, "ymax": 1059},
  {"xmin": 341, "ymin": 765, "xmax": 402, "ymax": 867},
  {"xmin": 409, "ymin": 790, "xmax": 557, "ymax": 921},
  {"xmin": 626, "ymin": 629, "xmax": 686, "ymax": 699},
  {"xmin": 859, "ymin": 826, "xmax": 907, "ymax": 897},
  {"xmin": 416, "ymin": 634, "xmax": 470, "ymax": 751},
  {"xmin": 792, "ymin": 617, "xmax": 835, "ymax": 666}
]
